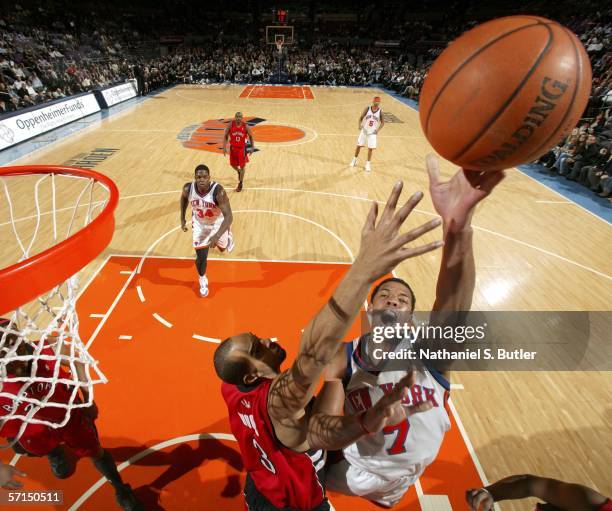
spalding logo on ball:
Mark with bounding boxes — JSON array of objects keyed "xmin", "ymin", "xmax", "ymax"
[{"xmin": 419, "ymin": 16, "xmax": 592, "ymax": 171}]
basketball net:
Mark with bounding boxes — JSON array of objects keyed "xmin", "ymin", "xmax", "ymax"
[{"xmin": 0, "ymin": 167, "xmax": 117, "ymax": 448}]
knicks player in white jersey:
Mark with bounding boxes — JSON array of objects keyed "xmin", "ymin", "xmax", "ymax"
[
  {"xmin": 350, "ymin": 96, "xmax": 384, "ymax": 172},
  {"xmin": 180, "ymin": 164, "xmax": 234, "ymax": 297},
  {"xmin": 320, "ymin": 155, "xmax": 505, "ymax": 507}
]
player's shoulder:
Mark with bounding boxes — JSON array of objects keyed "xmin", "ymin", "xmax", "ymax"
[
  {"xmin": 182, "ymin": 181, "xmax": 192, "ymax": 192},
  {"xmin": 214, "ymin": 182, "xmax": 228, "ymax": 198}
]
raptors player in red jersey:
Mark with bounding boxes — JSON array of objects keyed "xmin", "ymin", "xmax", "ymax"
[
  {"xmin": 467, "ymin": 474, "xmax": 611, "ymax": 511},
  {"xmin": 0, "ymin": 320, "xmax": 143, "ymax": 510},
  {"xmin": 223, "ymin": 111, "xmax": 255, "ymax": 192},
  {"xmin": 214, "ymin": 181, "xmax": 445, "ymax": 510}
]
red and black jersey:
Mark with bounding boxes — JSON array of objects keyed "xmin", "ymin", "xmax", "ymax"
[
  {"xmin": 222, "ymin": 379, "xmax": 328, "ymax": 511},
  {"xmin": 229, "ymin": 121, "xmax": 248, "ymax": 149}
]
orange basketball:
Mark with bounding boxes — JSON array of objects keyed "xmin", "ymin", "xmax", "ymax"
[{"xmin": 419, "ymin": 16, "xmax": 592, "ymax": 171}]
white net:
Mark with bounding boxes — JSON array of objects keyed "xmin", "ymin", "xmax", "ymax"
[{"xmin": 0, "ymin": 170, "xmax": 113, "ymax": 449}]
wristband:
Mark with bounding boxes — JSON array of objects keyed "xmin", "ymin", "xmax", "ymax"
[{"xmin": 328, "ymin": 296, "xmax": 349, "ymax": 322}]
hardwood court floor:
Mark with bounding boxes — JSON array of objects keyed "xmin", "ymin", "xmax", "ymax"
[{"xmin": 1, "ymin": 84, "xmax": 610, "ymax": 510}]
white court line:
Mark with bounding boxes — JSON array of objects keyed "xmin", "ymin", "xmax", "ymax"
[
  {"xmin": 247, "ymin": 187, "xmax": 612, "ymax": 281},
  {"xmin": 192, "ymin": 334, "xmax": 221, "ymax": 344},
  {"xmin": 136, "ymin": 285, "xmax": 145, "ymax": 303},
  {"xmin": 119, "ymin": 270, "xmax": 134, "ymax": 275},
  {"xmin": 9, "ymin": 453, "xmax": 21, "ymax": 466},
  {"xmin": 118, "ymin": 335, "xmax": 132, "ymax": 340},
  {"xmin": 450, "ymin": 383, "xmax": 464, "ymax": 390},
  {"xmin": 69, "ymin": 432, "xmax": 236, "ymax": 510},
  {"xmin": 447, "ymin": 398, "xmax": 490, "ymax": 485},
  {"xmin": 117, "ymin": 254, "xmax": 351, "ymax": 265},
  {"xmin": 85, "ymin": 271, "xmax": 137, "ymax": 350},
  {"xmin": 246, "ymin": 85, "xmax": 255, "ymax": 99},
  {"xmin": 89, "ymin": 313, "xmax": 104, "ymax": 318},
  {"xmin": 152, "ymin": 313, "xmax": 173, "ymax": 328},
  {"xmin": 134, "ymin": 210, "xmax": 353, "ymax": 279},
  {"xmin": 3, "ymin": 186, "xmax": 608, "ymax": 280}
]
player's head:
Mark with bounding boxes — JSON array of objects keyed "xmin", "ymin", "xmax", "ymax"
[
  {"xmin": 214, "ymin": 332, "xmax": 287, "ymax": 385},
  {"xmin": 372, "ymin": 96, "xmax": 381, "ymax": 107},
  {"xmin": 194, "ymin": 164, "xmax": 210, "ymax": 188},
  {"xmin": 234, "ymin": 112, "xmax": 243, "ymax": 124},
  {"xmin": 369, "ymin": 278, "xmax": 416, "ymax": 313}
]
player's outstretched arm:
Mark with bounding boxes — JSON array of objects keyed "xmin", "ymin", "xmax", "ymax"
[
  {"xmin": 425, "ymin": 155, "xmax": 505, "ymax": 377},
  {"xmin": 307, "ymin": 373, "xmax": 432, "ymax": 451},
  {"xmin": 180, "ymin": 183, "xmax": 190, "ymax": 232},
  {"xmin": 467, "ymin": 474, "xmax": 610, "ymax": 511},
  {"xmin": 268, "ymin": 183, "xmax": 443, "ymax": 423}
]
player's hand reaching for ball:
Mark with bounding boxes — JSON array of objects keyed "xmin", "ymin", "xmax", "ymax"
[
  {"xmin": 465, "ymin": 488, "xmax": 494, "ymax": 511},
  {"xmin": 427, "ymin": 154, "xmax": 505, "ymax": 234},
  {"xmin": 0, "ymin": 463, "xmax": 26, "ymax": 489},
  {"xmin": 354, "ymin": 182, "xmax": 443, "ymax": 283}
]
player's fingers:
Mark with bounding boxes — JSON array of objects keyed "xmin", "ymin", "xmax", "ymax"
[
  {"xmin": 399, "ymin": 240, "xmax": 444, "ymax": 260},
  {"xmin": 393, "ymin": 218, "xmax": 441, "ymax": 248},
  {"xmin": 426, "ymin": 153, "xmax": 441, "ymax": 187},
  {"xmin": 396, "ymin": 371, "xmax": 416, "ymax": 389},
  {"xmin": 380, "ymin": 182, "xmax": 403, "ymax": 223},
  {"xmin": 406, "ymin": 401, "xmax": 434, "ymax": 416},
  {"xmin": 13, "ymin": 468, "xmax": 26, "ymax": 478},
  {"xmin": 363, "ymin": 201, "xmax": 378, "ymax": 233},
  {"xmin": 391, "ymin": 190, "xmax": 424, "ymax": 230}
]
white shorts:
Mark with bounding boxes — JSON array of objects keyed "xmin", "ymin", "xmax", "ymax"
[
  {"xmin": 357, "ymin": 130, "xmax": 377, "ymax": 149},
  {"xmin": 325, "ymin": 459, "xmax": 413, "ymax": 508},
  {"xmin": 192, "ymin": 223, "xmax": 233, "ymax": 251}
]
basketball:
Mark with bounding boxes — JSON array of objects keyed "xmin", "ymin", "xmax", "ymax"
[{"xmin": 419, "ymin": 16, "xmax": 593, "ymax": 171}]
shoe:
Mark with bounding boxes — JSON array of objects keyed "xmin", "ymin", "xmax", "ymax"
[
  {"xmin": 199, "ymin": 275, "xmax": 209, "ymax": 297},
  {"xmin": 235, "ymin": 182, "xmax": 243, "ymax": 192},
  {"xmin": 350, "ymin": 157, "xmax": 357, "ymax": 167},
  {"xmin": 115, "ymin": 484, "xmax": 144, "ymax": 511},
  {"xmin": 226, "ymin": 233, "xmax": 235, "ymax": 253},
  {"xmin": 365, "ymin": 161, "xmax": 371, "ymax": 172},
  {"xmin": 48, "ymin": 446, "xmax": 74, "ymax": 479}
]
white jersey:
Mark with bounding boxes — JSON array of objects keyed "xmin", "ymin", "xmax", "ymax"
[
  {"xmin": 342, "ymin": 337, "xmax": 451, "ymax": 481},
  {"xmin": 361, "ymin": 106, "xmax": 382, "ymax": 134},
  {"xmin": 189, "ymin": 181, "xmax": 223, "ymax": 228}
]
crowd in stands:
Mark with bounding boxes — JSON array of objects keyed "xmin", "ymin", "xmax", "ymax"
[{"xmin": 0, "ymin": 1, "xmax": 610, "ymax": 200}]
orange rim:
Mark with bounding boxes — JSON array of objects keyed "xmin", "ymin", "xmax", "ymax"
[{"xmin": 0, "ymin": 165, "xmax": 119, "ymax": 315}]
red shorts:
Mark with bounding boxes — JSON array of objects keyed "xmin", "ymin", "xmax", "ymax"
[
  {"xmin": 230, "ymin": 146, "xmax": 249, "ymax": 168},
  {"xmin": 17, "ymin": 409, "xmax": 100, "ymax": 458}
]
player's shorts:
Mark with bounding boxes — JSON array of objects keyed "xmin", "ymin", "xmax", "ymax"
[
  {"xmin": 325, "ymin": 458, "xmax": 414, "ymax": 508},
  {"xmin": 16, "ymin": 409, "xmax": 100, "ymax": 458},
  {"xmin": 357, "ymin": 130, "xmax": 377, "ymax": 149},
  {"xmin": 193, "ymin": 222, "xmax": 234, "ymax": 252},
  {"xmin": 243, "ymin": 474, "xmax": 330, "ymax": 511},
  {"xmin": 230, "ymin": 145, "xmax": 249, "ymax": 168}
]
